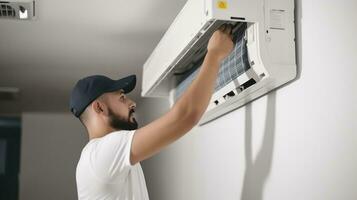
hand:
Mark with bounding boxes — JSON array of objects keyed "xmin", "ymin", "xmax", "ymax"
[{"xmin": 207, "ymin": 24, "xmax": 234, "ymax": 61}]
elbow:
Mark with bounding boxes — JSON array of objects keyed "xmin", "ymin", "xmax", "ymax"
[
  {"xmin": 172, "ymin": 101, "xmax": 204, "ymax": 127},
  {"xmin": 186, "ymin": 110, "xmax": 202, "ymax": 126},
  {"xmin": 175, "ymin": 106, "xmax": 202, "ymax": 127}
]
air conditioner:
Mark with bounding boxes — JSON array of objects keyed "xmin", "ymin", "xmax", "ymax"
[{"xmin": 142, "ymin": 0, "xmax": 296, "ymax": 125}]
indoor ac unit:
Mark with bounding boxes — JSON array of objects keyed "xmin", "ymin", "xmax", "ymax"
[{"xmin": 142, "ymin": 0, "xmax": 296, "ymax": 125}]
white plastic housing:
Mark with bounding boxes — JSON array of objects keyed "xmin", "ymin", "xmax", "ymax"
[{"xmin": 142, "ymin": 0, "xmax": 296, "ymax": 125}]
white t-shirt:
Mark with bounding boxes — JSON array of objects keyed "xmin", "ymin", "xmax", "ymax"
[{"xmin": 76, "ymin": 130, "xmax": 149, "ymax": 200}]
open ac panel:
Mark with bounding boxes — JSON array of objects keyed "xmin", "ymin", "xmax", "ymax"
[{"xmin": 142, "ymin": 0, "xmax": 296, "ymax": 125}]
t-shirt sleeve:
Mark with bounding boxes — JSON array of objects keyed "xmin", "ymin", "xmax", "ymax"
[{"xmin": 89, "ymin": 130, "xmax": 135, "ymax": 182}]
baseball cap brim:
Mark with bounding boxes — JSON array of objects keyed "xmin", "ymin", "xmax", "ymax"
[{"xmin": 108, "ymin": 74, "xmax": 136, "ymax": 94}]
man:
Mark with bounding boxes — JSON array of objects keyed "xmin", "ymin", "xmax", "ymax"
[{"xmin": 70, "ymin": 25, "xmax": 233, "ymax": 199}]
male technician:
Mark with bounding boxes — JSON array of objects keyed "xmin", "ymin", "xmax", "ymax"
[{"xmin": 70, "ymin": 25, "xmax": 233, "ymax": 199}]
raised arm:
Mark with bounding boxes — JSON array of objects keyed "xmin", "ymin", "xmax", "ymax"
[{"xmin": 130, "ymin": 25, "xmax": 234, "ymax": 165}]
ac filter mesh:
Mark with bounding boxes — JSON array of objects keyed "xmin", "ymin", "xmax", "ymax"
[{"xmin": 174, "ymin": 24, "xmax": 250, "ymax": 100}]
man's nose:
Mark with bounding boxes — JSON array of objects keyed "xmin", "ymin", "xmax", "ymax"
[{"xmin": 130, "ymin": 102, "xmax": 136, "ymax": 110}]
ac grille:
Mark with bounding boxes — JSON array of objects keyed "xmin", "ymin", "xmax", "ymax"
[{"xmin": 0, "ymin": 3, "xmax": 16, "ymax": 18}]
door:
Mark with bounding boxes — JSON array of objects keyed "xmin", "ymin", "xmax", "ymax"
[{"xmin": 0, "ymin": 118, "xmax": 21, "ymax": 200}]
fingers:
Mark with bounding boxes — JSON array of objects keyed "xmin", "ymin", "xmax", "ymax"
[
  {"xmin": 218, "ymin": 24, "xmax": 233, "ymax": 35},
  {"xmin": 225, "ymin": 24, "xmax": 233, "ymax": 35},
  {"xmin": 218, "ymin": 24, "xmax": 226, "ymax": 32}
]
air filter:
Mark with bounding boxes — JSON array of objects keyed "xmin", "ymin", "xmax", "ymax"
[{"xmin": 174, "ymin": 24, "xmax": 250, "ymax": 100}]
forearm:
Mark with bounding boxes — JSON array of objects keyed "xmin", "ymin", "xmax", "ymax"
[
  {"xmin": 174, "ymin": 51, "xmax": 221, "ymax": 122},
  {"xmin": 130, "ymin": 26, "xmax": 233, "ymax": 164}
]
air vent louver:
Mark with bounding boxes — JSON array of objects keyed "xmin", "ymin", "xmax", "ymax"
[
  {"xmin": 0, "ymin": 1, "xmax": 35, "ymax": 20},
  {"xmin": 0, "ymin": 4, "xmax": 16, "ymax": 18}
]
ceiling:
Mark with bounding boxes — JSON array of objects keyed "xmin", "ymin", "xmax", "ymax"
[{"xmin": 0, "ymin": 0, "xmax": 187, "ymax": 114}]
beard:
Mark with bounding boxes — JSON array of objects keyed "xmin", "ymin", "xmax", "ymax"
[{"xmin": 108, "ymin": 107, "xmax": 138, "ymax": 130}]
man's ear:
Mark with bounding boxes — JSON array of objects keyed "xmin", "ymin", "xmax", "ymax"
[{"xmin": 92, "ymin": 100, "xmax": 107, "ymax": 115}]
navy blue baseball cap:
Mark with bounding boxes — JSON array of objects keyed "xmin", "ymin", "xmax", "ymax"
[{"xmin": 69, "ymin": 74, "xmax": 136, "ymax": 118}]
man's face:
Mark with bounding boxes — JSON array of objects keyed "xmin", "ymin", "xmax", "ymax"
[{"xmin": 105, "ymin": 90, "xmax": 138, "ymax": 130}]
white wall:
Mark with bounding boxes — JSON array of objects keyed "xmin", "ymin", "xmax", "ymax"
[
  {"xmin": 20, "ymin": 113, "xmax": 87, "ymax": 200},
  {"xmin": 139, "ymin": 0, "xmax": 357, "ymax": 199}
]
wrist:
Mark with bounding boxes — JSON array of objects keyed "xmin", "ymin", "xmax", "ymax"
[{"xmin": 206, "ymin": 50, "xmax": 224, "ymax": 62}]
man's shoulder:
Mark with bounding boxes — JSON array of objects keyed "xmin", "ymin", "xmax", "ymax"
[
  {"xmin": 78, "ymin": 130, "xmax": 136, "ymax": 163},
  {"xmin": 80, "ymin": 130, "xmax": 136, "ymax": 159},
  {"xmin": 98, "ymin": 130, "xmax": 136, "ymax": 143}
]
